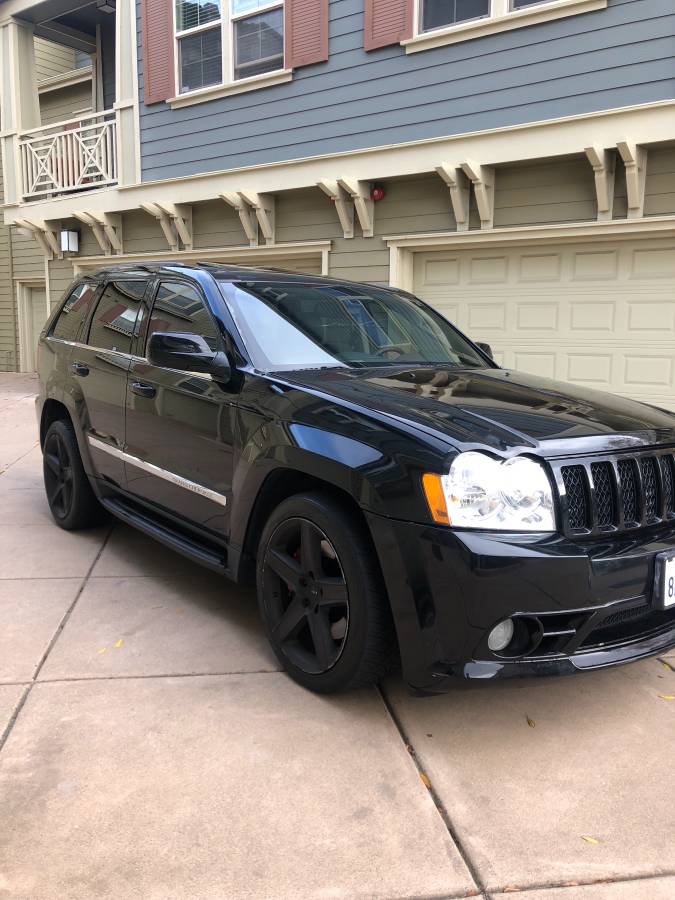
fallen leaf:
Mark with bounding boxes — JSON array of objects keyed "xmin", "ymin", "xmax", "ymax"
[
  {"xmin": 526, "ymin": 716, "xmax": 536, "ymax": 728},
  {"xmin": 114, "ymin": 639, "xmax": 123, "ymax": 649},
  {"xmin": 502, "ymin": 888, "xmax": 521, "ymax": 893},
  {"xmin": 426, "ymin": 733, "xmax": 433, "ymax": 738},
  {"xmin": 581, "ymin": 835, "xmax": 600, "ymax": 845},
  {"xmin": 419, "ymin": 771, "xmax": 431, "ymax": 789},
  {"xmin": 97, "ymin": 648, "xmax": 107, "ymax": 655},
  {"xmin": 658, "ymin": 694, "xmax": 675, "ymax": 701}
]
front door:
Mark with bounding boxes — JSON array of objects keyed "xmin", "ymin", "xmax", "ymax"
[
  {"xmin": 72, "ymin": 279, "xmax": 147, "ymax": 487},
  {"xmin": 124, "ymin": 279, "xmax": 237, "ymax": 536}
]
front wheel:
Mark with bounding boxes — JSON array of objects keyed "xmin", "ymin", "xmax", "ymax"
[{"xmin": 256, "ymin": 492, "xmax": 396, "ymax": 693}]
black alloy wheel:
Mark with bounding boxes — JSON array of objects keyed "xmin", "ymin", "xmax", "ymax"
[
  {"xmin": 257, "ymin": 492, "xmax": 396, "ymax": 693},
  {"xmin": 263, "ymin": 517, "xmax": 349, "ymax": 675},
  {"xmin": 42, "ymin": 419, "xmax": 105, "ymax": 530},
  {"xmin": 44, "ymin": 429, "xmax": 74, "ymax": 520}
]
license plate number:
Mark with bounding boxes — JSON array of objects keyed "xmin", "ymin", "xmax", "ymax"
[{"xmin": 656, "ymin": 553, "xmax": 675, "ymax": 609}]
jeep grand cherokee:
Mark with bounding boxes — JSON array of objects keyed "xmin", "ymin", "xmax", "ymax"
[{"xmin": 36, "ymin": 264, "xmax": 675, "ymax": 693}]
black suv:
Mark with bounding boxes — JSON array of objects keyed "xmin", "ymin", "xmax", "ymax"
[{"xmin": 37, "ymin": 264, "xmax": 675, "ymax": 693}]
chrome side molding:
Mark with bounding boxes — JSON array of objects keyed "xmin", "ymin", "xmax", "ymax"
[{"xmin": 87, "ymin": 435, "xmax": 228, "ymax": 508}]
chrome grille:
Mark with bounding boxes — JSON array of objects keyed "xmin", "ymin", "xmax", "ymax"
[{"xmin": 557, "ymin": 450, "xmax": 675, "ymax": 536}]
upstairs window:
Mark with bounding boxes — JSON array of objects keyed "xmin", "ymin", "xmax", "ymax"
[
  {"xmin": 419, "ymin": 0, "xmax": 564, "ymax": 35},
  {"xmin": 422, "ymin": 0, "xmax": 490, "ymax": 31},
  {"xmin": 175, "ymin": 0, "xmax": 284, "ymax": 94}
]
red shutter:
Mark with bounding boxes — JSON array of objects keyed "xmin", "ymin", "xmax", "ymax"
[
  {"xmin": 285, "ymin": 0, "xmax": 329, "ymax": 69},
  {"xmin": 364, "ymin": 0, "xmax": 413, "ymax": 51},
  {"xmin": 141, "ymin": 0, "xmax": 176, "ymax": 105}
]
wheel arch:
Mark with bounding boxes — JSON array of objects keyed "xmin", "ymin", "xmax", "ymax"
[
  {"xmin": 39, "ymin": 398, "xmax": 72, "ymax": 447},
  {"xmin": 236, "ymin": 467, "xmax": 378, "ymax": 581}
]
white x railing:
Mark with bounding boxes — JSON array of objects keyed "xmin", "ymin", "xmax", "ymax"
[{"xmin": 19, "ymin": 110, "xmax": 118, "ymax": 200}]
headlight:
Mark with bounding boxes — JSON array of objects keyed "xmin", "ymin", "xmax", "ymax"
[{"xmin": 422, "ymin": 451, "xmax": 555, "ymax": 531}]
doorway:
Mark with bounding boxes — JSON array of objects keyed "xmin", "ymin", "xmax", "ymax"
[{"xmin": 17, "ymin": 281, "xmax": 48, "ymax": 372}]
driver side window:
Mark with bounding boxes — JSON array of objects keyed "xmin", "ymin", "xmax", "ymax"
[{"xmin": 146, "ymin": 281, "xmax": 220, "ymax": 355}]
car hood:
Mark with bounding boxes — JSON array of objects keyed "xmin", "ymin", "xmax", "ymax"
[{"xmin": 279, "ymin": 365, "xmax": 675, "ymax": 458}]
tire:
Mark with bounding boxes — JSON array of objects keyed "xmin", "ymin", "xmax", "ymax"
[
  {"xmin": 43, "ymin": 419, "xmax": 106, "ymax": 530},
  {"xmin": 256, "ymin": 492, "xmax": 396, "ymax": 693}
]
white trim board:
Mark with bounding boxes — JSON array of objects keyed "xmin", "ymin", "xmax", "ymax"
[
  {"xmin": 5, "ymin": 99, "xmax": 675, "ymax": 225},
  {"xmin": 72, "ymin": 240, "xmax": 332, "ymax": 275}
]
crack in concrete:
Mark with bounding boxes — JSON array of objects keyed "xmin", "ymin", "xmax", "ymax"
[
  {"xmin": 377, "ymin": 684, "xmax": 490, "ymax": 900},
  {"xmin": 0, "ymin": 524, "xmax": 113, "ymax": 757}
]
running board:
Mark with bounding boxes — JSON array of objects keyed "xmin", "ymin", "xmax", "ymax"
[{"xmin": 102, "ymin": 496, "xmax": 229, "ymax": 575}]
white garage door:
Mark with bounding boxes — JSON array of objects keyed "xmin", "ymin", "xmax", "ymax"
[{"xmin": 413, "ymin": 237, "xmax": 675, "ymax": 410}]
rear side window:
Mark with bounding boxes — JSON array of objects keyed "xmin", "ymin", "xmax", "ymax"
[
  {"xmin": 145, "ymin": 281, "xmax": 219, "ymax": 353},
  {"xmin": 51, "ymin": 283, "xmax": 98, "ymax": 342},
  {"xmin": 86, "ymin": 280, "xmax": 147, "ymax": 354}
]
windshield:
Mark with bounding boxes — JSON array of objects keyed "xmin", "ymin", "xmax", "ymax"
[{"xmin": 220, "ymin": 280, "xmax": 490, "ymax": 373}]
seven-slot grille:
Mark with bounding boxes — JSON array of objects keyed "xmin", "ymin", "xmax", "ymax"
[{"xmin": 558, "ymin": 451, "xmax": 675, "ymax": 535}]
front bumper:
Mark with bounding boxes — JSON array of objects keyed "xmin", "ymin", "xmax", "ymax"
[{"xmin": 365, "ymin": 512, "xmax": 675, "ymax": 694}]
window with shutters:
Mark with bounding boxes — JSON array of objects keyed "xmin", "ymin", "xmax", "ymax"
[{"xmin": 175, "ymin": 0, "xmax": 285, "ymax": 95}]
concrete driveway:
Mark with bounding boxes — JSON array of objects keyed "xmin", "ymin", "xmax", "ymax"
[{"xmin": 1, "ymin": 373, "xmax": 674, "ymax": 900}]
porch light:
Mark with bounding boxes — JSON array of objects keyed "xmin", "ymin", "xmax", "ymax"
[
  {"xmin": 60, "ymin": 230, "xmax": 79, "ymax": 254},
  {"xmin": 96, "ymin": 0, "xmax": 116, "ymax": 12}
]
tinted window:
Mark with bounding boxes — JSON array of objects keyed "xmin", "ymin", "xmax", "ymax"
[
  {"xmin": 146, "ymin": 281, "xmax": 219, "ymax": 353},
  {"xmin": 51, "ymin": 283, "xmax": 99, "ymax": 342},
  {"xmin": 86, "ymin": 281, "xmax": 146, "ymax": 353}
]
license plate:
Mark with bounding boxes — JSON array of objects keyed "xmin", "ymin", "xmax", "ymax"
[{"xmin": 655, "ymin": 551, "xmax": 675, "ymax": 609}]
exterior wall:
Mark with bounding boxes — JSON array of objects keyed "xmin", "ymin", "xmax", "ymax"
[
  {"xmin": 34, "ymin": 37, "xmax": 76, "ymax": 81},
  {"xmin": 0, "ymin": 36, "xmax": 94, "ymax": 371},
  {"xmin": 137, "ymin": 0, "xmax": 675, "ymax": 183},
  {"xmin": 39, "ymin": 82, "xmax": 93, "ymax": 125}
]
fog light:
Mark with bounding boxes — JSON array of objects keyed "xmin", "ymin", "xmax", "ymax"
[{"xmin": 488, "ymin": 618, "xmax": 515, "ymax": 652}]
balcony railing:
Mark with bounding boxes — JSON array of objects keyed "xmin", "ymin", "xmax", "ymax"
[{"xmin": 19, "ymin": 110, "xmax": 117, "ymax": 200}]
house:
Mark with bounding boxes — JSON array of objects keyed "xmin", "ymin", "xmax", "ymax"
[
  {"xmin": 0, "ymin": 32, "xmax": 93, "ymax": 371},
  {"xmin": 0, "ymin": 0, "xmax": 674, "ymax": 407}
]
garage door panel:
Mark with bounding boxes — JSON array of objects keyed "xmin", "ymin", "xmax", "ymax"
[
  {"xmin": 571, "ymin": 249, "xmax": 619, "ymax": 281},
  {"xmin": 629, "ymin": 246, "xmax": 675, "ymax": 279},
  {"xmin": 566, "ymin": 352, "xmax": 613, "ymax": 386},
  {"xmin": 413, "ymin": 239, "xmax": 675, "ymax": 410},
  {"xmin": 517, "ymin": 252, "xmax": 562, "ymax": 282}
]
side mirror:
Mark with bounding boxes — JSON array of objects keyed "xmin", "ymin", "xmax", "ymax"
[
  {"xmin": 147, "ymin": 332, "xmax": 231, "ymax": 382},
  {"xmin": 476, "ymin": 341, "xmax": 493, "ymax": 360}
]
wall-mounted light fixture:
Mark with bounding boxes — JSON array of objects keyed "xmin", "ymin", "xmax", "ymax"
[{"xmin": 60, "ymin": 230, "xmax": 80, "ymax": 254}]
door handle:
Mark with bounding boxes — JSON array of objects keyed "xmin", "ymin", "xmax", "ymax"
[
  {"xmin": 71, "ymin": 362, "xmax": 89, "ymax": 377},
  {"xmin": 131, "ymin": 381, "xmax": 157, "ymax": 399}
]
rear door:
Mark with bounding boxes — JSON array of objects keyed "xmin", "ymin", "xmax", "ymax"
[
  {"xmin": 71, "ymin": 279, "xmax": 147, "ymax": 487},
  {"xmin": 124, "ymin": 278, "xmax": 237, "ymax": 536}
]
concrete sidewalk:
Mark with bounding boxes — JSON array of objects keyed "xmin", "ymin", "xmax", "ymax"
[{"xmin": 0, "ymin": 374, "xmax": 674, "ymax": 900}]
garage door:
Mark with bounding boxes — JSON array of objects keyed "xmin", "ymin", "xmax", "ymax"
[{"xmin": 413, "ymin": 237, "xmax": 675, "ymax": 410}]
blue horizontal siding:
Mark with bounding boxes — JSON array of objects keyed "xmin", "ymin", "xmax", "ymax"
[{"xmin": 137, "ymin": 0, "xmax": 675, "ymax": 183}]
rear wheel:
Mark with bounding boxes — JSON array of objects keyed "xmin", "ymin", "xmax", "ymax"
[
  {"xmin": 256, "ymin": 493, "xmax": 395, "ymax": 693},
  {"xmin": 43, "ymin": 420, "xmax": 105, "ymax": 530}
]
